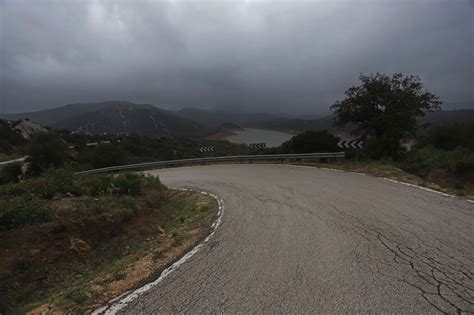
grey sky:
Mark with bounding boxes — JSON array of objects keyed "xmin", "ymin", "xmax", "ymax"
[{"xmin": 1, "ymin": 0, "xmax": 473, "ymax": 115}]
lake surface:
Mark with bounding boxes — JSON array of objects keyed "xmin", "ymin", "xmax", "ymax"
[{"xmin": 225, "ymin": 128, "xmax": 294, "ymax": 147}]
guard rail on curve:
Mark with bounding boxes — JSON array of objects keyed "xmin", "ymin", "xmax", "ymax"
[{"xmin": 77, "ymin": 152, "xmax": 346, "ymax": 175}]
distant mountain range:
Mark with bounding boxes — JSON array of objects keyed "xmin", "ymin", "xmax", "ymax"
[
  {"xmin": 1, "ymin": 101, "xmax": 472, "ymax": 137},
  {"xmin": 0, "ymin": 101, "xmax": 210, "ymax": 138}
]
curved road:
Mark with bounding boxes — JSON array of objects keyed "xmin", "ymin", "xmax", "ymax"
[{"xmin": 119, "ymin": 164, "xmax": 473, "ymax": 314}]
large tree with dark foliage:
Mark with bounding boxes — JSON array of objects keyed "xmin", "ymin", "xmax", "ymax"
[{"xmin": 331, "ymin": 73, "xmax": 441, "ymax": 158}]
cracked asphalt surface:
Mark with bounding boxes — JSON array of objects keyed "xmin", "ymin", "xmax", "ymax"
[{"xmin": 119, "ymin": 164, "xmax": 473, "ymax": 314}]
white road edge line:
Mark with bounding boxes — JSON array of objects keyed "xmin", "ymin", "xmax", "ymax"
[
  {"xmin": 383, "ymin": 178, "xmax": 474, "ymax": 203},
  {"xmin": 92, "ymin": 188, "xmax": 225, "ymax": 315},
  {"xmin": 282, "ymin": 164, "xmax": 473, "ymax": 203}
]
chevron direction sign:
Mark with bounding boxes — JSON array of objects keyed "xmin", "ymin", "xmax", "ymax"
[
  {"xmin": 249, "ymin": 143, "xmax": 266, "ymax": 150},
  {"xmin": 337, "ymin": 140, "xmax": 364, "ymax": 149},
  {"xmin": 199, "ymin": 146, "xmax": 214, "ymax": 153}
]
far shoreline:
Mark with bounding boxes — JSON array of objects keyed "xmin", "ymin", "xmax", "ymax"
[
  {"xmin": 206, "ymin": 127, "xmax": 298, "ymax": 141},
  {"xmin": 205, "ymin": 128, "xmax": 241, "ymax": 140}
]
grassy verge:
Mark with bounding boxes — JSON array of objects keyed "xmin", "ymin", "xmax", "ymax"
[
  {"xmin": 289, "ymin": 160, "xmax": 474, "ymax": 199},
  {"xmin": 0, "ymin": 170, "xmax": 217, "ymax": 314}
]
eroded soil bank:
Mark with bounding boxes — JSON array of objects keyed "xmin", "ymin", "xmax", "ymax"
[{"xmin": 0, "ymin": 188, "xmax": 217, "ymax": 314}]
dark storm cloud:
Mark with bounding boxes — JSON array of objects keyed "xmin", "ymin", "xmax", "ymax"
[{"xmin": 1, "ymin": 0, "xmax": 473, "ymax": 114}]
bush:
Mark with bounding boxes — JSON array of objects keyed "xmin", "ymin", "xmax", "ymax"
[
  {"xmin": 0, "ymin": 168, "xmax": 79, "ymax": 199},
  {"xmin": 0, "ymin": 168, "xmax": 163, "ymax": 200},
  {"xmin": 401, "ymin": 145, "xmax": 474, "ymax": 176},
  {"xmin": 142, "ymin": 174, "xmax": 162, "ymax": 189},
  {"xmin": 280, "ymin": 131, "xmax": 339, "ymax": 154},
  {"xmin": 362, "ymin": 136, "xmax": 409, "ymax": 160},
  {"xmin": 76, "ymin": 174, "xmax": 114, "ymax": 196},
  {"xmin": 91, "ymin": 144, "xmax": 126, "ymax": 169},
  {"xmin": 0, "ymin": 195, "xmax": 50, "ymax": 229},
  {"xmin": 0, "ymin": 169, "xmax": 163, "ymax": 230},
  {"xmin": 0, "ymin": 120, "xmax": 27, "ymax": 152},
  {"xmin": 418, "ymin": 122, "xmax": 474, "ymax": 151},
  {"xmin": 0, "ymin": 162, "xmax": 23, "ymax": 185},
  {"xmin": 37, "ymin": 168, "xmax": 81, "ymax": 199},
  {"xmin": 111, "ymin": 173, "xmax": 143, "ymax": 196},
  {"xmin": 27, "ymin": 131, "xmax": 69, "ymax": 175}
]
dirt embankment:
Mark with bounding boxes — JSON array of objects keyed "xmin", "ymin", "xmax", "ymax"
[{"xmin": 0, "ymin": 189, "xmax": 217, "ymax": 314}]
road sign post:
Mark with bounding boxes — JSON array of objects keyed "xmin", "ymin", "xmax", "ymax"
[
  {"xmin": 199, "ymin": 146, "xmax": 214, "ymax": 156},
  {"xmin": 249, "ymin": 143, "xmax": 266, "ymax": 150},
  {"xmin": 337, "ymin": 140, "xmax": 364, "ymax": 162}
]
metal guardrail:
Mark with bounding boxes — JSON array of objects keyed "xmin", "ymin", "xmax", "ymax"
[{"xmin": 77, "ymin": 152, "xmax": 346, "ymax": 175}]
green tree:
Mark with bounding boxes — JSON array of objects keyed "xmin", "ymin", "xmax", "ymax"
[
  {"xmin": 331, "ymin": 73, "xmax": 441, "ymax": 158},
  {"xmin": 0, "ymin": 162, "xmax": 23, "ymax": 184},
  {"xmin": 281, "ymin": 131, "xmax": 339, "ymax": 153},
  {"xmin": 27, "ymin": 131, "xmax": 69, "ymax": 174},
  {"xmin": 91, "ymin": 144, "xmax": 126, "ymax": 168},
  {"xmin": 417, "ymin": 122, "xmax": 474, "ymax": 151},
  {"xmin": 0, "ymin": 120, "xmax": 26, "ymax": 152}
]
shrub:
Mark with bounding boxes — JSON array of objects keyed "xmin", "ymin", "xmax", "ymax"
[
  {"xmin": 142, "ymin": 174, "xmax": 162, "ymax": 189},
  {"xmin": 0, "ymin": 195, "xmax": 50, "ymax": 229},
  {"xmin": 37, "ymin": 168, "xmax": 81, "ymax": 199},
  {"xmin": 27, "ymin": 131, "xmax": 69, "ymax": 175},
  {"xmin": 0, "ymin": 168, "xmax": 162, "ymax": 200},
  {"xmin": 0, "ymin": 162, "xmax": 23, "ymax": 185},
  {"xmin": 400, "ymin": 145, "xmax": 474, "ymax": 176},
  {"xmin": 76, "ymin": 174, "xmax": 114, "ymax": 196},
  {"xmin": 0, "ymin": 168, "xmax": 80, "ymax": 198},
  {"xmin": 111, "ymin": 173, "xmax": 143, "ymax": 196},
  {"xmin": 364, "ymin": 137, "xmax": 401, "ymax": 160},
  {"xmin": 91, "ymin": 144, "xmax": 126, "ymax": 169},
  {"xmin": 280, "ymin": 131, "xmax": 339, "ymax": 154},
  {"xmin": 418, "ymin": 122, "xmax": 474, "ymax": 151}
]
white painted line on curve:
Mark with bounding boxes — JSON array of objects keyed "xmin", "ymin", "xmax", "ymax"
[{"xmin": 92, "ymin": 189, "xmax": 224, "ymax": 315}]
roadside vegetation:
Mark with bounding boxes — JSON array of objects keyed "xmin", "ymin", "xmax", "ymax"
[
  {"xmin": 0, "ymin": 124, "xmax": 251, "ymax": 181},
  {"xmin": 0, "ymin": 169, "xmax": 217, "ymax": 313},
  {"xmin": 243, "ymin": 73, "xmax": 471, "ymax": 197},
  {"xmin": 284, "ymin": 74, "xmax": 473, "ymax": 197}
]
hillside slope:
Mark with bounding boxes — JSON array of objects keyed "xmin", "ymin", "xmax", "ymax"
[{"xmin": 1, "ymin": 102, "xmax": 210, "ymax": 138}]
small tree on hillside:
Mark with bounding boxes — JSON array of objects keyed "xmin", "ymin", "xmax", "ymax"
[
  {"xmin": 27, "ymin": 131, "xmax": 69, "ymax": 175},
  {"xmin": 331, "ymin": 73, "xmax": 441, "ymax": 158}
]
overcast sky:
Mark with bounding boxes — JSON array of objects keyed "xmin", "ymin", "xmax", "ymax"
[{"xmin": 1, "ymin": 0, "xmax": 473, "ymax": 115}]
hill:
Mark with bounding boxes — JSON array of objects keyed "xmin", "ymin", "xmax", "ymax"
[{"xmin": 0, "ymin": 101, "xmax": 210, "ymax": 138}]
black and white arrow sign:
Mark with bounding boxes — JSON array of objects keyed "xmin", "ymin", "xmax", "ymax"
[
  {"xmin": 337, "ymin": 140, "xmax": 364, "ymax": 149},
  {"xmin": 249, "ymin": 143, "xmax": 266, "ymax": 150},
  {"xmin": 199, "ymin": 146, "xmax": 214, "ymax": 153}
]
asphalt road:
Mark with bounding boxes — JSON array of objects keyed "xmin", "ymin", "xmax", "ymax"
[{"xmin": 117, "ymin": 164, "xmax": 473, "ymax": 314}]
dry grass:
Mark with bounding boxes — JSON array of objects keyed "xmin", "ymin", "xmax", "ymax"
[
  {"xmin": 290, "ymin": 160, "xmax": 474, "ymax": 200},
  {"xmin": 1, "ymin": 189, "xmax": 217, "ymax": 314}
]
